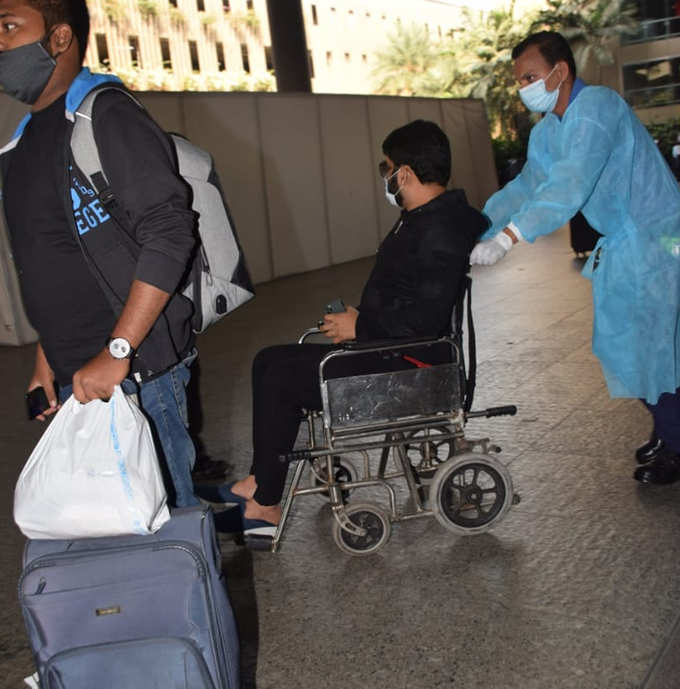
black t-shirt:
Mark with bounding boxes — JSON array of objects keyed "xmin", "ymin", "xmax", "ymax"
[{"xmin": 4, "ymin": 95, "xmax": 116, "ymax": 385}]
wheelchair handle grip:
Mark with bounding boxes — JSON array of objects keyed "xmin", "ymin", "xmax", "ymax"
[
  {"xmin": 485, "ymin": 405, "xmax": 517, "ymax": 417},
  {"xmin": 279, "ymin": 449, "xmax": 312, "ymax": 464}
]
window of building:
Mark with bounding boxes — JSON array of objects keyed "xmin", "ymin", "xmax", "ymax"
[
  {"xmin": 623, "ymin": 56, "xmax": 680, "ymax": 107},
  {"xmin": 344, "ymin": 52, "xmax": 350, "ymax": 62},
  {"xmin": 189, "ymin": 39, "xmax": 200, "ymax": 72},
  {"xmin": 246, "ymin": 0, "xmax": 253, "ymax": 9},
  {"xmin": 361, "ymin": 53, "xmax": 367, "ymax": 64},
  {"xmin": 625, "ymin": 0, "xmax": 680, "ymax": 42},
  {"xmin": 307, "ymin": 49, "xmax": 315, "ymax": 78},
  {"xmin": 241, "ymin": 43, "xmax": 250, "ymax": 72},
  {"xmin": 128, "ymin": 35, "xmax": 140, "ymax": 67},
  {"xmin": 326, "ymin": 50, "xmax": 332, "ymax": 66},
  {"xmin": 265, "ymin": 45, "xmax": 274, "ymax": 71},
  {"xmin": 216, "ymin": 41, "xmax": 226, "ymax": 71},
  {"xmin": 196, "ymin": 0, "xmax": 205, "ymax": 11},
  {"xmin": 96, "ymin": 33, "xmax": 109, "ymax": 67},
  {"xmin": 311, "ymin": 4, "xmax": 318, "ymax": 25},
  {"xmin": 222, "ymin": 0, "xmax": 230, "ymax": 10},
  {"xmin": 169, "ymin": 0, "xmax": 177, "ymax": 8},
  {"xmin": 160, "ymin": 37, "xmax": 172, "ymax": 69}
]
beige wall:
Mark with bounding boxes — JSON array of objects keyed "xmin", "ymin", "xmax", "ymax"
[{"xmin": 0, "ymin": 91, "xmax": 497, "ymax": 345}]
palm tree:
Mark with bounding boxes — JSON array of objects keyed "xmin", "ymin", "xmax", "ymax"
[
  {"xmin": 371, "ymin": 22, "xmax": 448, "ymax": 97},
  {"xmin": 446, "ymin": 4, "xmax": 535, "ymax": 138},
  {"xmin": 530, "ymin": 0, "xmax": 639, "ymax": 75}
]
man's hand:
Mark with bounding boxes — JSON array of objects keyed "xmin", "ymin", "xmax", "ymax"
[
  {"xmin": 28, "ymin": 343, "xmax": 60, "ymax": 421},
  {"xmin": 320, "ymin": 306, "xmax": 359, "ymax": 344},
  {"xmin": 470, "ymin": 230, "xmax": 515, "ymax": 266},
  {"xmin": 72, "ymin": 350, "xmax": 131, "ymax": 403}
]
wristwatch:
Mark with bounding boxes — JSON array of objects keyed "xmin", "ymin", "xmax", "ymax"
[{"xmin": 107, "ymin": 336, "xmax": 135, "ymax": 360}]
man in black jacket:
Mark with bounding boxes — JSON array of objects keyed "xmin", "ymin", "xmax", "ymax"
[
  {"xmin": 0, "ymin": 0, "xmax": 198, "ymax": 506},
  {"xmin": 201, "ymin": 120, "xmax": 487, "ymax": 541}
]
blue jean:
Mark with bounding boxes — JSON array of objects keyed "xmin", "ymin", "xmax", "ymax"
[{"xmin": 59, "ymin": 360, "xmax": 199, "ymax": 508}]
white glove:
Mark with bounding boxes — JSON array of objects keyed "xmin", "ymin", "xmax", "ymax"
[{"xmin": 470, "ymin": 231, "xmax": 514, "ymax": 266}]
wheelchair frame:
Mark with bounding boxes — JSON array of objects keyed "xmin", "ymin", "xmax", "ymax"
[{"xmin": 267, "ymin": 331, "xmax": 519, "ymax": 556}]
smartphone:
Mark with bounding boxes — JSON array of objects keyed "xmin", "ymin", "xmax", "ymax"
[
  {"xmin": 26, "ymin": 386, "xmax": 51, "ymax": 420},
  {"xmin": 325, "ymin": 297, "xmax": 346, "ymax": 314}
]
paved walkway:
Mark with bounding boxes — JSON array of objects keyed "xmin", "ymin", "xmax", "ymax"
[{"xmin": 1, "ymin": 226, "xmax": 678, "ymax": 689}]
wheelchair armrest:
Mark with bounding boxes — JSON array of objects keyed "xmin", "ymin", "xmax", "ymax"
[{"xmin": 341, "ymin": 335, "xmax": 441, "ymax": 351}]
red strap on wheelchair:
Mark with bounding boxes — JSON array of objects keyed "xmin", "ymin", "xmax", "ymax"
[{"xmin": 402, "ymin": 355, "xmax": 432, "ymax": 368}]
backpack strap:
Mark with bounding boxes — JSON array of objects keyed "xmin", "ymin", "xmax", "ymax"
[{"xmin": 71, "ymin": 87, "xmax": 143, "ymax": 235}]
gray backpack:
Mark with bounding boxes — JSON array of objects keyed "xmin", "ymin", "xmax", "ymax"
[{"xmin": 71, "ymin": 87, "xmax": 254, "ymax": 333}]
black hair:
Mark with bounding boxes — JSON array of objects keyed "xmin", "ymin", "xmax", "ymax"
[
  {"xmin": 26, "ymin": 0, "xmax": 90, "ymax": 63},
  {"xmin": 512, "ymin": 31, "xmax": 577, "ymax": 79},
  {"xmin": 382, "ymin": 119, "xmax": 451, "ymax": 186}
]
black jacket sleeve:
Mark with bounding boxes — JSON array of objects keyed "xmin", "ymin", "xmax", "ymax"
[{"xmin": 92, "ymin": 91, "xmax": 196, "ymax": 294}]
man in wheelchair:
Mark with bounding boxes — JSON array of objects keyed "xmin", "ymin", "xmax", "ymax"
[{"xmin": 202, "ymin": 119, "xmax": 487, "ymax": 543}]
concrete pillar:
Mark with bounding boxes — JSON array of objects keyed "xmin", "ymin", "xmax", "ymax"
[{"xmin": 265, "ymin": 0, "xmax": 311, "ymax": 93}]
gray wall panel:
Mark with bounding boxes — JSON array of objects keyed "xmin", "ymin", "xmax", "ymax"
[
  {"xmin": 181, "ymin": 93, "xmax": 273, "ymax": 283},
  {"xmin": 318, "ymin": 96, "xmax": 380, "ymax": 264},
  {"xmin": 367, "ymin": 98, "xmax": 408, "ymax": 239},
  {"xmin": 257, "ymin": 95, "xmax": 329, "ymax": 277},
  {"xmin": 463, "ymin": 100, "xmax": 498, "ymax": 210},
  {"xmin": 442, "ymin": 99, "xmax": 479, "ymax": 208},
  {"xmin": 406, "ymin": 98, "xmax": 443, "ymax": 126},
  {"xmin": 136, "ymin": 93, "xmax": 184, "ymax": 133}
]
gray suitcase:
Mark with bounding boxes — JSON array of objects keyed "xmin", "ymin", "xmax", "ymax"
[{"xmin": 20, "ymin": 505, "xmax": 240, "ymax": 689}]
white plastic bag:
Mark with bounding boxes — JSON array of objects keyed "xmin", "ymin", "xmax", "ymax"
[{"xmin": 14, "ymin": 386, "xmax": 170, "ymax": 539}]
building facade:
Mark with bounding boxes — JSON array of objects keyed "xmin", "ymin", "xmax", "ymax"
[
  {"xmin": 82, "ymin": 0, "xmax": 543, "ymax": 93},
  {"xmin": 82, "ymin": 0, "xmax": 680, "ymax": 121}
]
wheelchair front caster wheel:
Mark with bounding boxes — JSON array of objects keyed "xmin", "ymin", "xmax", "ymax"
[
  {"xmin": 332, "ymin": 503, "xmax": 391, "ymax": 556},
  {"xmin": 430, "ymin": 452, "xmax": 514, "ymax": 536}
]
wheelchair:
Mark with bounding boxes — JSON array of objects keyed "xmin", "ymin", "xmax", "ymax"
[{"xmin": 269, "ymin": 279, "xmax": 519, "ymax": 556}]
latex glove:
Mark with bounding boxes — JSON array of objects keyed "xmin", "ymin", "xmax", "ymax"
[{"xmin": 470, "ymin": 231, "xmax": 514, "ymax": 266}]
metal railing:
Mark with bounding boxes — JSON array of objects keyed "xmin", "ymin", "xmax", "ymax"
[
  {"xmin": 624, "ymin": 16, "xmax": 680, "ymax": 44},
  {"xmin": 624, "ymin": 82, "xmax": 680, "ymax": 108}
]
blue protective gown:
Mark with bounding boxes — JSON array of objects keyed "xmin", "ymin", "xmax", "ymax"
[{"xmin": 482, "ymin": 85, "xmax": 680, "ymax": 404}]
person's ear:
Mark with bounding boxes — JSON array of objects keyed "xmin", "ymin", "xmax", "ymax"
[
  {"xmin": 399, "ymin": 164, "xmax": 413, "ymax": 187},
  {"xmin": 49, "ymin": 24, "xmax": 74, "ymax": 58}
]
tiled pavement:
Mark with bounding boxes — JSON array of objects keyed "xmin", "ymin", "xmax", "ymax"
[{"xmin": 1, "ymin": 225, "xmax": 678, "ymax": 689}]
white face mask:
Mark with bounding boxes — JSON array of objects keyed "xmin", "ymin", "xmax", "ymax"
[
  {"xmin": 383, "ymin": 167, "xmax": 402, "ymax": 207},
  {"xmin": 518, "ymin": 65, "xmax": 563, "ymax": 113}
]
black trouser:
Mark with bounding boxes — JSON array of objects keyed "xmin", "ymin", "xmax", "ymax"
[
  {"xmin": 643, "ymin": 387, "xmax": 680, "ymax": 455},
  {"xmin": 249, "ymin": 343, "xmax": 445, "ymax": 505}
]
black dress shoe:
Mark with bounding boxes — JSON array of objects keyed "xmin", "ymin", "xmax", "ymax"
[
  {"xmin": 634, "ymin": 452, "xmax": 680, "ymax": 485},
  {"xmin": 635, "ymin": 435, "xmax": 665, "ymax": 464}
]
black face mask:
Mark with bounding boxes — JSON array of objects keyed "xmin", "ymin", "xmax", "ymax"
[{"xmin": 0, "ymin": 38, "xmax": 57, "ymax": 105}]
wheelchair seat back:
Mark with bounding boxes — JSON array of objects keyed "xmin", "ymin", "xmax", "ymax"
[{"xmin": 322, "ymin": 360, "xmax": 462, "ymax": 433}]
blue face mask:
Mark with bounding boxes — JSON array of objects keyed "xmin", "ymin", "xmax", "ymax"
[{"xmin": 518, "ymin": 65, "xmax": 563, "ymax": 113}]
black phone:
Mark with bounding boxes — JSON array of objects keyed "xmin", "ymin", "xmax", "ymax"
[
  {"xmin": 324, "ymin": 297, "xmax": 346, "ymax": 314},
  {"xmin": 26, "ymin": 386, "xmax": 51, "ymax": 420}
]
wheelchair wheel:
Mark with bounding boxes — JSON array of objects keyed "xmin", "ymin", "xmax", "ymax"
[
  {"xmin": 312, "ymin": 456, "xmax": 357, "ymax": 501},
  {"xmin": 430, "ymin": 453, "xmax": 513, "ymax": 535},
  {"xmin": 404, "ymin": 426, "xmax": 455, "ymax": 475},
  {"xmin": 332, "ymin": 503, "xmax": 391, "ymax": 556}
]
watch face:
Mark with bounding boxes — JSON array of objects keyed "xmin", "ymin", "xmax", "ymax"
[{"xmin": 109, "ymin": 337, "xmax": 132, "ymax": 359}]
